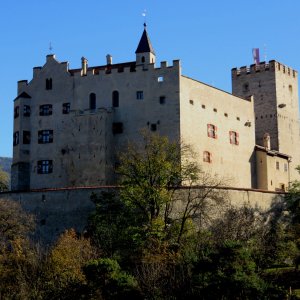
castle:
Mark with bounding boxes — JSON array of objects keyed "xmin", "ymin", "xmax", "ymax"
[{"xmin": 11, "ymin": 24, "xmax": 300, "ymax": 192}]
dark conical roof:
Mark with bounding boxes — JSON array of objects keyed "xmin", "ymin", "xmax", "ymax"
[{"xmin": 135, "ymin": 24, "xmax": 155, "ymax": 54}]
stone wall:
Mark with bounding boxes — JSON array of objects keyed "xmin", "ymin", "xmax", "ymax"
[{"xmin": 0, "ymin": 186, "xmax": 284, "ymax": 245}]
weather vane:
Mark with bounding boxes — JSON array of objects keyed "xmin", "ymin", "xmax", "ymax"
[
  {"xmin": 142, "ymin": 9, "xmax": 147, "ymax": 24},
  {"xmin": 49, "ymin": 42, "xmax": 53, "ymax": 53}
]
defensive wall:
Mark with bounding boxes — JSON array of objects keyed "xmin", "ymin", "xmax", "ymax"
[{"xmin": 0, "ymin": 186, "xmax": 285, "ymax": 245}]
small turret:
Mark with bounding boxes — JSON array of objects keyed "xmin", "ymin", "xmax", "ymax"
[{"xmin": 135, "ymin": 23, "xmax": 156, "ymax": 66}]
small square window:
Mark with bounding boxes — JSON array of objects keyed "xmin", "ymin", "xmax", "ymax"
[
  {"xmin": 159, "ymin": 96, "xmax": 166, "ymax": 105},
  {"xmin": 136, "ymin": 91, "xmax": 144, "ymax": 100},
  {"xmin": 236, "ymin": 117, "xmax": 240, "ymax": 121},
  {"xmin": 189, "ymin": 99, "xmax": 194, "ymax": 105},
  {"xmin": 224, "ymin": 113, "xmax": 228, "ymax": 117},
  {"xmin": 202, "ymin": 104, "xmax": 206, "ymax": 109},
  {"xmin": 150, "ymin": 124, "xmax": 157, "ymax": 131},
  {"xmin": 112, "ymin": 122, "xmax": 123, "ymax": 134},
  {"xmin": 213, "ymin": 108, "xmax": 217, "ymax": 112},
  {"xmin": 62, "ymin": 103, "xmax": 71, "ymax": 114},
  {"xmin": 158, "ymin": 76, "xmax": 164, "ymax": 82}
]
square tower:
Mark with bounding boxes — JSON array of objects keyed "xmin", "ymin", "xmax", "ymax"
[{"xmin": 232, "ymin": 61, "xmax": 300, "ymax": 181}]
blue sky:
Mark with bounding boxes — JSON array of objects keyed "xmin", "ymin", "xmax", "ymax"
[{"xmin": 1, "ymin": 0, "xmax": 300, "ymax": 157}]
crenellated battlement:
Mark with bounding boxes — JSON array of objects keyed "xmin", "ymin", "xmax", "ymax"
[
  {"xmin": 232, "ymin": 60, "xmax": 298, "ymax": 78},
  {"xmin": 71, "ymin": 58, "xmax": 180, "ymax": 78}
]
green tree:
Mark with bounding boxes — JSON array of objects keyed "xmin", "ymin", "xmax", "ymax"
[{"xmin": 0, "ymin": 167, "xmax": 9, "ymax": 191}]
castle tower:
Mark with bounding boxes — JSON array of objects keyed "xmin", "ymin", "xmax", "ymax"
[
  {"xmin": 232, "ymin": 60, "xmax": 300, "ymax": 181},
  {"xmin": 135, "ymin": 23, "xmax": 156, "ymax": 66}
]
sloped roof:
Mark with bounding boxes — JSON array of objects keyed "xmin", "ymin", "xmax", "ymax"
[
  {"xmin": 14, "ymin": 92, "xmax": 31, "ymax": 101},
  {"xmin": 135, "ymin": 24, "xmax": 155, "ymax": 54}
]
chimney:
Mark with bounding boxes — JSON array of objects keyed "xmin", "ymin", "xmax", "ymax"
[
  {"xmin": 81, "ymin": 57, "xmax": 88, "ymax": 76},
  {"xmin": 263, "ymin": 133, "xmax": 271, "ymax": 150},
  {"xmin": 106, "ymin": 54, "xmax": 112, "ymax": 65}
]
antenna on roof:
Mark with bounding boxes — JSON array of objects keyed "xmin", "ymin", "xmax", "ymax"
[
  {"xmin": 49, "ymin": 42, "xmax": 53, "ymax": 54},
  {"xmin": 263, "ymin": 43, "xmax": 267, "ymax": 62}
]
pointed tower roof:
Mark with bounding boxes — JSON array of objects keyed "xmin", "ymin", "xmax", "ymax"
[{"xmin": 135, "ymin": 23, "xmax": 155, "ymax": 54}]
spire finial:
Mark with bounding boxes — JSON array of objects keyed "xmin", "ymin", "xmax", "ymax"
[{"xmin": 144, "ymin": 22, "xmax": 147, "ymax": 28}]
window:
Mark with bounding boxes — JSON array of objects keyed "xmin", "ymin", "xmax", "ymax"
[
  {"xmin": 112, "ymin": 122, "xmax": 123, "ymax": 134},
  {"xmin": 112, "ymin": 91, "xmax": 119, "ymax": 107},
  {"xmin": 276, "ymin": 161, "xmax": 280, "ymax": 170},
  {"xmin": 229, "ymin": 131, "xmax": 239, "ymax": 145},
  {"xmin": 13, "ymin": 131, "xmax": 19, "ymax": 146},
  {"xmin": 243, "ymin": 82, "xmax": 249, "ymax": 92},
  {"xmin": 14, "ymin": 106, "xmax": 19, "ymax": 118},
  {"xmin": 37, "ymin": 160, "xmax": 53, "ymax": 174},
  {"xmin": 207, "ymin": 124, "xmax": 217, "ymax": 139},
  {"xmin": 46, "ymin": 78, "xmax": 52, "ymax": 90},
  {"xmin": 141, "ymin": 56, "xmax": 145, "ymax": 63},
  {"xmin": 284, "ymin": 163, "xmax": 288, "ymax": 172},
  {"xmin": 150, "ymin": 124, "xmax": 157, "ymax": 131},
  {"xmin": 23, "ymin": 105, "xmax": 31, "ymax": 117},
  {"xmin": 89, "ymin": 93, "xmax": 96, "ymax": 110},
  {"xmin": 159, "ymin": 96, "xmax": 166, "ymax": 105},
  {"xmin": 158, "ymin": 76, "xmax": 164, "ymax": 82},
  {"xmin": 213, "ymin": 108, "xmax": 217, "ymax": 112},
  {"xmin": 136, "ymin": 91, "xmax": 143, "ymax": 100},
  {"xmin": 38, "ymin": 130, "xmax": 53, "ymax": 144},
  {"xmin": 39, "ymin": 104, "xmax": 53, "ymax": 116},
  {"xmin": 23, "ymin": 131, "xmax": 31, "ymax": 144},
  {"xmin": 203, "ymin": 151, "xmax": 212, "ymax": 163},
  {"xmin": 62, "ymin": 103, "xmax": 71, "ymax": 114},
  {"xmin": 189, "ymin": 100, "xmax": 194, "ymax": 105}
]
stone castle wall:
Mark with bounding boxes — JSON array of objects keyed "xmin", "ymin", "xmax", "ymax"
[{"xmin": 0, "ymin": 187, "xmax": 285, "ymax": 245}]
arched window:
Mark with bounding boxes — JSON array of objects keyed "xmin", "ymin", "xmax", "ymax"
[
  {"xmin": 112, "ymin": 91, "xmax": 119, "ymax": 107},
  {"xmin": 141, "ymin": 56, "xmax": 145, "ymax": 63},
  {"xmin": 89, "ymin": 93, "xmax": 96, "ymax": 110}
]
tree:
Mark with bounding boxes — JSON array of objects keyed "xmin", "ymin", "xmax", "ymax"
[
  {"xmin": 44, "ymin": 229, "xmax": 96, "ymax": 299},
  {"xmin": 116, "ymin": 131, "xmax": 227, "ymax": 250},
  {"xmin": 0, "ymin": 198, "xmax": 34, "ymax": 246},
  {"xmin": 0, "ymin": 167, "xmax": 9, "ymax": 191}
]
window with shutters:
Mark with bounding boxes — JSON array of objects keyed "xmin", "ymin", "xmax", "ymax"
[
  {"xmin": 37, "ymin": 160, "xmax": 53, "ymax": 174},
  {"xmin": 229, "ymin": 131, "xmax": 239, "ymax": 145},
  {"xmin": 203, "ymin": 151, "xmax": 212, "ymax": 163},
  {"xmin": 39, "ymin": 104, "xmax": 53, "ymax": 116},
  {"xmin": 207, "ymin": 124, "xmax": 217, "ymax": 139},
  {"xmin": 38, "ymin": 130, "xmax": 53, "ymax": 144}
]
